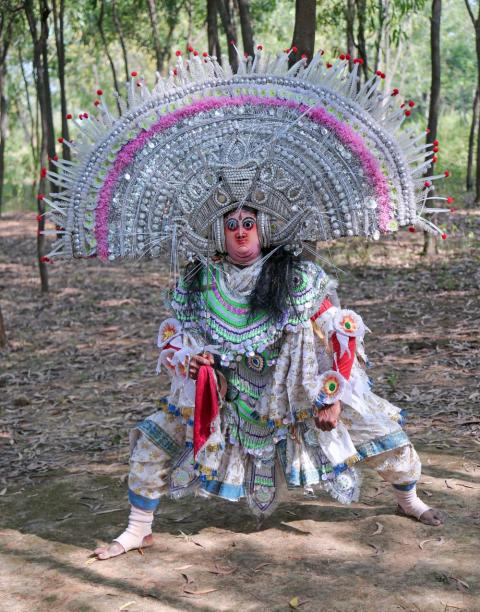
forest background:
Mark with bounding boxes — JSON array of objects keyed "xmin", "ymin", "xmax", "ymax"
[{"xmin": 0, "ymin": 0, "xmax": 478, "ymax": 217}]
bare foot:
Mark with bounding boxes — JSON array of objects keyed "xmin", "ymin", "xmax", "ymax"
[
  {"xmin": 397, "ymin": 505, "xmax": 445, "ymax": 526},
  {"xmin": 94, "ymin": 534, "xmax": 154, "ymax": 560}
]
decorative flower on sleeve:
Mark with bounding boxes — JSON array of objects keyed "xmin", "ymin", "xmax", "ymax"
[
  {"xmin": 314, "ymin": 370, "xmax": 346, "ymax": 406},
  {"xmin": 157, "ymin": 318, "xmax": 183, "ymax": 349}
]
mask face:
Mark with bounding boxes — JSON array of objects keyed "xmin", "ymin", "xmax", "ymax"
[{"xmin": 223, "ymin": 209, "xmax": 261, "ymax": 265}]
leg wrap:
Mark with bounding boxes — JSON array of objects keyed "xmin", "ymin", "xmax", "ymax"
[{"xmin": 113, "ymin": 505, "xmax": 154, "ymax": 552}]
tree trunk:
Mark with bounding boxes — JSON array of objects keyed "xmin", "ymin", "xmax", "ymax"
[
  {"xmin": 467, "ymin": 87, "xmax": 479, "ymax": 191},
  {"xmin": 475, "ymin": 24, "xmax": 480, "ymax": 203},
  {"xmin": 0, "ymin": 14, "xmax": 11, "ymax": 217},
  {"xmin": 112, "ymin": 0, "xmax": 129, "ymax": 82},
  {"xmin": 236, "ymin": 0, "xmax": 254, "ymax": 57},
  {"xmin": 146, "ymin": 0, "xmax": 163, "ymax": 73},
  {"xmin": 52, "ymin": 0, "xmax": 70, "ymax": 161},
  {"xmin": 0, "ymin": 305, "xmax": 7, "ymax": 347},
  {"xmin": 25, "ymin": 0, "xmax": 57, "ymax": 292},
  {"xmin": 464, "ymin": 0, "xmax": 480, "ymax": 202},
  {"xmin": 422, "ymin": 0, "xmax": 441, "ymax": 257},
  {"xmin": 18, "ymin": 45, "xmax": 38, "ymax": 169},
  {"xmin": 207, "ymin": 0, "xmax": 221, "ymax": 62},
  {"xmin": 217, "ymin": 0, "xmax": 238, "ymax": 72},
  {"xmin": 290, "ymin": 0, "xmax": 316, "ymax": 65},
  {"xmin": 373, "ymin": 0, "xmax": 388, "ymax": 73},
  {"xmin": 97, "ymin": 0, "xmax": 122, "ymax": 114},
  {"xmin": 355, "ymin": 0, "xmax": 368, "ymax": 81},
  {"xmin": 345, "ymin": 0, "xmax": 356, "ymax": 71}
]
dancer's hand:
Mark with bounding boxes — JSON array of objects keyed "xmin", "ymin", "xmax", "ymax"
[
  {"xmin": 315, "ymin": 400, "xmax": 341, "ymax": 431},
  {"xmin": 188, "ymin": 352, "xmax": 214, "ymax": 380}
]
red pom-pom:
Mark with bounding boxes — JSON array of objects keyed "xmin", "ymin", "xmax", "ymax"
[
  {"xmin": 340, "ymin": 54, "xmax": 346, "ymax": 60},
  {"xmin": 130, "ymin": 71, "xmax": 138, "ymax": 77},
  {"xmin": 66, "ymin": 113, "xmax": 72, "ymax": 120},
  {"xmin": 36, "ymin": 214, "xmax": 42, "ymax": 221},
  {"xmin": 40, "ymin": 256, "xmax": 50, "ymax": 263},
  {"xmin": 381, "ymin": 72, "xmax": 386, "ymax": 78},
  {"xmin": 433, "ymin": 139, "xmax": 439, "ymax": 146},
  {"xmin": 257, "ymin": 44, "xmax": 263, "ymax": 51},
  {"xmin": 326, "ymin": 62, "xmax": 333, "ymax": 69},
  {"xmin": 202, "ymin": 52, "xmax": 208, "ymax": 57},
  {"xmin": 40, "ymin": 167, "xmax": 47, "ymax": 178},
  {"xmin": 320, "ymin": 50, "xmax": 325, "ymax": 55},
  {"xmin": 375, "ymin": 70, "xmax": 382, "ymax": 76},
  {"xmin": 345, "ymin": 53, "xmax": 351, "ymax": 60},
  {"xmin": 188, "ymin": 45, "xmax": 194, "ymax": 52},
  {"xmin": 301, "ymin": 53, "xmax": 308, "ymax": 60},
  {"xmin": 404, "ymin": 109, "xmax": 411, "ymax": 117},
  {"xmin": 57, "ymin": 137, "xmax": 64, "ymax": 143},
  {"xmin": 173, "ymin": 68, "xmax": 178, "ymax": 76},
  {"xmin": 432, "ymin": 155, "xmax": 438, "ymax": 163},
  {"xmin": 424, "ymin": 181, "xmax": 431, "ymax": 187},
  {"xmin": 449, "ymin": 207, "xmax": 457, "ymax": 213},
  {"xmin": 37, "ymin": 193, "xmax": 44, "ymax": 200},
  {"xmin": 391, "ymin": 88, "xmax": 399, "ymax": 96},
  {"xmin": 83, "ymin": 112, "xmax": 89, "ymax": 118},
  {"xmin": 94, "ymin": 99, "xmax": 100, "ymax": 106},
  {"xmin": 441, "ymin": 233, "xmax": 447, "ymax": 240},
  {"xmin": 425, "ymin": 127, "xmax": 431, "ymax": 134},
  {"xmin": 444, "ymin": 170, "xmax": 450, "ymax": 177},
  {"xmin": 433, "ymin": 145, "xmax": 439, "ymax": 152},
  {"xmin": 292, "ymin": 46, "xmax": 298, "ymax": 53},
  {"xmin": 53, "ymin": 155, "xmax": 58, "ymax": 161},
  {"xmin": 408, "ymin": 226, "xmax": 416, "ymax": 233},
  {"xmin": 96, "ymin": 89, "xmax": 103, "ymax": 96},
  {"xmin": 400, "ymin": 103, "xmax": 405, "ymax": 108},
  {"xmin": 78, "ymin": 113, "xmax": 83, "ymax": 119},
  {"xmin": 175, "ymin": 50, "xmax": 182, "ymax": 57},
  {"xmin": 408, "ymin": 100, "xmax": 415, "ymax": 107},
  {"xmin": 447, "ymin": 196, "xmax": 455, "ymax": 204},
  {"xmin": 193, "ymin": 50, "xmax": 199, "ymax": 56}
]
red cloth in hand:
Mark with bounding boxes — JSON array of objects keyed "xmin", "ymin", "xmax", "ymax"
[
  {"xmin": 332, "ymin": 333, "xmax": 356, "ymax": 380},
  {"xmin": 194, "ymin": 365, "xmax": 219, "ymax": 458}
]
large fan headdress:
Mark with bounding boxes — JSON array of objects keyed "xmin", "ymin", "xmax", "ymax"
[{"xmin": 44, "ymin": 47, "xmax": 449, "ymax": 261}]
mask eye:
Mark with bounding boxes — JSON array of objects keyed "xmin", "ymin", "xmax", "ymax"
[
  {"xmin": 225, "ymin": 218, "xmax": 238, "ymax": 231},
  {"xmin": 242, "ymin": 217, "xmax": 256, "ymax": 230}
]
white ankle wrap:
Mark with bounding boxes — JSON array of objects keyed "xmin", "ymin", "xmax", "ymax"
[
  {"xmin": 394, "ymin": 486, "xmax": 431, "ymax": 519},
  {"xmin": 113, "ymin": 505, "xmax": 154, "ymax": 552}
]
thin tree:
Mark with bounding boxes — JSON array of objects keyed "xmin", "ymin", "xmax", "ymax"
[
  {"xmin": 24, "ymin": 0, "xmax": 57, "ymax": 293},
  {"xmin": 465, "ymin": 0, "xmax": 480, "ymax": 202},
  {"xmin": 355, "ymin": 0, "xmax": 368, "ymax": 81},
  {"xmin": 97, "ymin": 0, "xmax": 122, "ymax": 114},
  {"xmin": 290, "ymin": 0, "xmax": 316, "ymax": 64},
  {"xmin": 0, "ymin": 9, "xmax": 13, "ymax": 216},
  {"xmin": 467, "ymin": 88, "xmax": 479, "ymax": 191},
  {"xmin": 236, "ymin": 0, "xmax": 254, "ymax": 57},
  {"xmin": 422, "ymin": 0, "xmax": 441, "ymax": 256},
  {"xmin": 52, "ymin": 0, "xmax": 70, "ymax": 161},
  {"xmin": 207, "ymin": 0, "xmax": 221, "ymax": 61},
  {"xmin": 147, "ymin": 0, "xmax": 163, "ymax": 73},
  {"xmin": 217, "ymin": 0, "xmax": 238, "ymax": 72},
  {"xmin": 346, "ymin": 0, "xmax": 356, "ymax": 71},
  {"xmin": 111, "ymin": 0, "xmax": 129, "ymax": 82}
]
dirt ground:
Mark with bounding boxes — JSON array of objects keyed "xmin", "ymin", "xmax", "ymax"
[{"xmin": 0, "ymin": 211, "xmax": 479, "ymax": 612}]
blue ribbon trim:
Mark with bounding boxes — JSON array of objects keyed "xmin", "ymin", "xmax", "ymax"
[
  {"xmin": 128, "ymin": 489, "xmax": 160, "ymax": 511},
  {"xmin": 201, "ymin": 479, "xmax": 245, "ymax": 501},
  {"xmin": 393, "ymin": 481, "xmax": 417, "ymax": 491},
  {"xmin": 137, "ymin": 419, "xmax": 181, "ymax": 457}
]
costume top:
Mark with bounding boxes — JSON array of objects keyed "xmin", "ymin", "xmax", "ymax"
[{"xmin": 150, "ymin": 258, "xmax": 408, "ymax": 515}]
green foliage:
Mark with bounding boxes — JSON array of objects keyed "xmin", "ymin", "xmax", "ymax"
[{"xmin": 1, "ymin": 0, "xmax": 477, "ymax": 212}]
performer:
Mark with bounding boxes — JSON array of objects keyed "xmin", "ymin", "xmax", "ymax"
[{"xmin": 42, "ymin": 45, "xmax": 448, "ymax": 560}]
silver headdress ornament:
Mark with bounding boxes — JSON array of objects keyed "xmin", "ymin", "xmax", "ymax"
[{"xmin": 43, "ymin": 46, "xmax": 451, "ymax": 261}]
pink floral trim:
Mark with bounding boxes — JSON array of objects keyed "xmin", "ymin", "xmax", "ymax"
[{"xmin": 96, "ymin": 95, "xmax": 392, "ymax": 259}]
